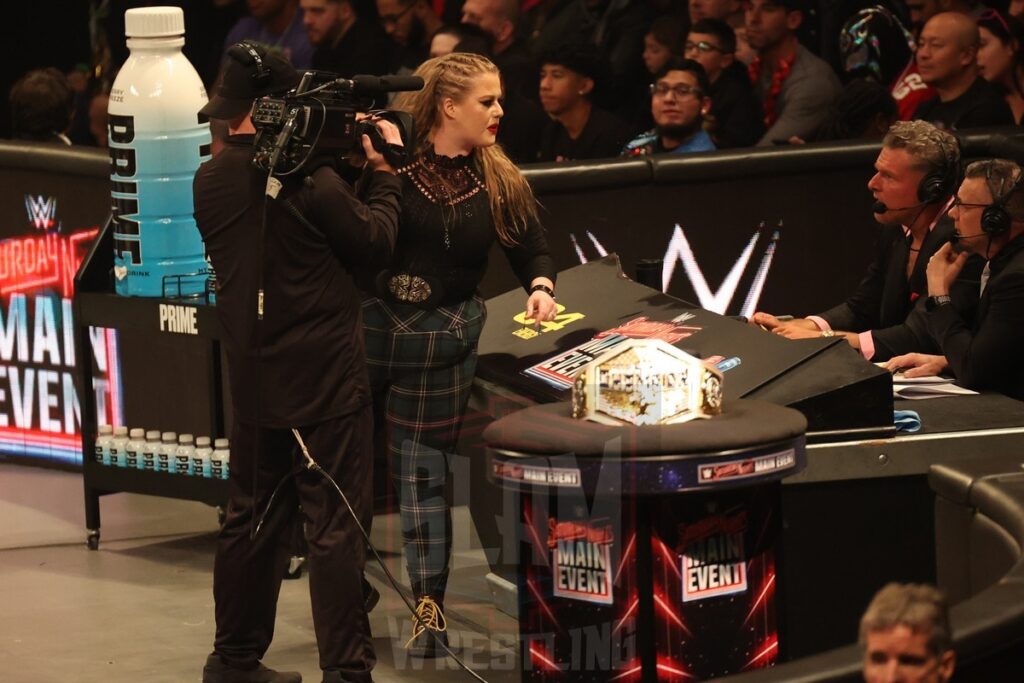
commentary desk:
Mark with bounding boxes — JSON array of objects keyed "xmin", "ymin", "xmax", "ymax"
[{"xmin": 463, "ymin": 255, "xmax": 1024, "ymax": 664}]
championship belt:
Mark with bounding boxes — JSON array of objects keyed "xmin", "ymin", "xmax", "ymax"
[{"xmin": 572, "ymin": 339, "xmax": 724, "ymax": 426}]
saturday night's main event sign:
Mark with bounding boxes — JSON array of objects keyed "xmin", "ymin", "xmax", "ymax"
[{"xmin": 0, "ymin": 192, "xmax": 122, "ymax": 465}]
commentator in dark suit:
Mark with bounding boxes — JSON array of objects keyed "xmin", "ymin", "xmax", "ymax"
[
  {"xmin": 887, "ymin": 159, "xmax": 1024, "ymax": 400},
  {"xmin": 753, "ymin": 120, "xmax": 981, "ymax": 362}
]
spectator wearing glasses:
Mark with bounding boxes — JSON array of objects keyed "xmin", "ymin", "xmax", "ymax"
[
  {"xmin": 537, "ymin": 45, "xmax": 634, "ymax": 162},
  {"xmin": 977, "ymin": 8, "xmax": 1024, "ymax": 124},
  {"xmin": 622, "ymin": 58, "xmax": 716, "ymax": 156},
  {"xmin": 686, "ymin": 18, "xmax": 764, "ymax": 147},
  {"xmin": 746, "ymin": 0, "xmax": 841, "ymax": 145},
  {"xmin": 376, "ymin": 0, "xmax": 443, "ymax": 71},
  {"xmin": 913, "ymin": 12, "xmax": 1015, "ymax": 130}
]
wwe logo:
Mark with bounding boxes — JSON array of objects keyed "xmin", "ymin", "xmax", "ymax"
[
  {"xmin": 570, "ymin": 223, "xmax": 781, "ymax": 317},
  {"xmin": 25, "ymin": 195, "xmax": 57, "ymax": 231}
]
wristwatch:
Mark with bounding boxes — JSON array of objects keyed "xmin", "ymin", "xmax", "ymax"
[{"xmin": 926, "ymin": 294, "xmax": 952, "ymax": 312}]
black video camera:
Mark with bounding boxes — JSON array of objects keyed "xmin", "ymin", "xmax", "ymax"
[{"xmin": 251, "ymin": 70, "xmax": 422, "ymax": 175}]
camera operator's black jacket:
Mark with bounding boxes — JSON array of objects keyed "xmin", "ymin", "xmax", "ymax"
[{"xmin": 193, "ymin": 134, "xmax": 402, "ymax": 427}]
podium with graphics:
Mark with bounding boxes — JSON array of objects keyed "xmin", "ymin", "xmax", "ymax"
[{"xmin": 484, "ymin": 399, "xmax": 807, "ymax": 681}]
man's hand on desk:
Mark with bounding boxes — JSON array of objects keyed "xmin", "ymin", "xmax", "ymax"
[
  {"xmin": 750, "ymin": 313, "xmax": 817, "ymax": 335},
  {"xmin": 750, "ymin": 313, "xmax": 850, "ymax": 340},
  {"xmin": 751, "ymin": 312, "xmax": 861, "ymax": 346},
  {"xmin": 885, "ymin": 353, "xmax": 949, "ymax": 378}
]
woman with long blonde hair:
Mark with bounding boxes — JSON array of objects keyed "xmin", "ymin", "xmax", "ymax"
[{"xmin": 361, "ymin": 52, "xmax": 557, "ymax": 657}]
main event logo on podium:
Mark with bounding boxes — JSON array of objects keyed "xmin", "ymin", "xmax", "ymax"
[
  {"xmin": 680, "ymin": 511, "xmax": 748, "ymax": 602},
  {"xmin": 549, "ymin": 517, "xmax": 614, "ymax": 604}
]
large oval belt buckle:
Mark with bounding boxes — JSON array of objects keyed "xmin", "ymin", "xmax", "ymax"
[{"xmin": 387, "ymin": 273, "xmax": 433, "ymax": 303}]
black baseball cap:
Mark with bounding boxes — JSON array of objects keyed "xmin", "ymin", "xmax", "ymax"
[{"xmin": 199, "ymin": 42, "xmax": 300, "ymax": 120}]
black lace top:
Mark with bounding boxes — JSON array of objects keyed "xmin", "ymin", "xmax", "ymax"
[{"xmin": 384, "ymin": 149, "xmax": 555, "ymax": 306}]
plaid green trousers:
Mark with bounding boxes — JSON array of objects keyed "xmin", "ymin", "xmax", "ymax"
[{"xmin": 361, "ymin": 295, "xmax": 486, "ymax": 599}]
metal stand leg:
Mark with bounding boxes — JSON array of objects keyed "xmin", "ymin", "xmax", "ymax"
[{"xmin": 84, "ymin": 483, "xmax": 101, "ymax": 551}]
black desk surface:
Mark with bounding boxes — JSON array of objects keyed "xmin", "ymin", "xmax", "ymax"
[
  {"xmin": 478, "ymin": 256, "xmax": 1024, "ymax": 438},
  {"xmin": 897, "ymin": 393, "xmax": 1024, "ymax": 435},
  {"xmin": 478, "ymin": 255, "xmax": 839, "ymax": 402}
]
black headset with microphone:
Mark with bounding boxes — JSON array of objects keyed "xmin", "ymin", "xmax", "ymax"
[{"xmin": 950, "ymin": 161, "xmax": 1024, "ymax": 253}]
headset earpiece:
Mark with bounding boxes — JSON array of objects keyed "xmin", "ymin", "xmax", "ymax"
[
  {"xmin": 227, "ymin": 41, "xmax": 272, "ymax": 87},
  {"xmin": 917, "ymin": 133, "xmax": 959, "ymax": 205},
  {"xmin": 981, "ymin": 162, "xmax": 1023, "ymax": 236}
]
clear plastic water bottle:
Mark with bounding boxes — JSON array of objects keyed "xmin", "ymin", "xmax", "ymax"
[
  {"xmin": 141, "ymin": 430, "xmax": 161, "ymax": 471},
  {"xmin": 193, "ymin": 436, "xmax": 212, "ymax": 477},
  {"xmin": 211, "ymin": 438, "xmax": 230, "ymax": 480},
  {"xmin": 109, "ymin": 426, "xmax": 129, "ymax": 467},
  {"xmin": 109, "ymin": 6, "xmax": 211, "ymax": 297},
  {"xmin": 95, "ymin": 425, "xmax": 113, "ymax": 465},
  {"xmin": 125, "ymin": 428, "xmax": 146, "ymax": 469},
  {"xmin": 175, "ymin": 434, "xmax": 195, "ymax": 475},
  {"xmin": 157, "ymin": 431, "xmax": 177, "ymax": 473}
]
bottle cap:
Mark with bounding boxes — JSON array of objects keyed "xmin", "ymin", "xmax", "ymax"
[
  {"xmin": 124, "ymin": 7, "xmax": 185, "ymax": 38},
  {"xmin": 179, "ymin": 434, "xmax": 194, "ymax": 444},
  {"xmin": 146, "ymin": 430, "xmax": 161, "ymax": 440},
  {"xmin": 196, "ymin": 437, "xmax": 211, "ymax": 447},
  {"xmin": 161, "ymin": 431, "xmax": 177, "ymax": 441},
  {"xmin": 114, "ymin": 426, "xmax": 129, "ymax": 436},
  {"xmin": 129, "ymin": 428, "xmax": 145, "ymax": 438},
  {"xmin": 98, "ymin": 425, "xmax": 113, "ymax": 434},
  {"xmin": 214, "ymin": 438, "xmax": 229, "ymax": 448}
]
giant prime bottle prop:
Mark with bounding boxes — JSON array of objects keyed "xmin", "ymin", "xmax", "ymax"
[{"xmin": 109, "ymin": 7, "xmax": 211, "ymax": 297}]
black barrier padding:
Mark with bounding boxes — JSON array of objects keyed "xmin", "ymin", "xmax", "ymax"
[
  {"xmin": 0, "ymin": 141, "xmax": 108, "ymax": 177},
  {"xmin": 930, "ymin": 450, "xmax": 1024, "ymax": 506},
  {"xmin": 649, "ymin": 141, "xmax": 878, "ymax": 183},
  {"xmin": 524, "ymin": 156, "xmax": 651, "ymax": 193},
  {"xmin": 481, "ymin": 129, "xmax": 1024, "ymax": 319},
  {"xmin": 487, "ymin": 156, "xmax": 882, "ymax": 316}
]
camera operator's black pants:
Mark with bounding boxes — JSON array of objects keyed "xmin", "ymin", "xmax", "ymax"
[{"xmin": 213, "ymin": 406, "xmax": 375, "ymax": 681}]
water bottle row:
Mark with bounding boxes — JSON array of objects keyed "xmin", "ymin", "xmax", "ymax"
[{"xmin": 94, "ymin": 425, "xmax": 229, "ymax": 479}]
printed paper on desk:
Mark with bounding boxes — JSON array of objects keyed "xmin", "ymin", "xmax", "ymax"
[{"xmin": 893, "ymin": 381, "xmax": 978, "ymax": 400}]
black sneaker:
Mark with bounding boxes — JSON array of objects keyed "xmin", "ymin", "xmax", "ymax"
[
  {"xmin": 321, "ymin": 670, "xmax": 373, "ymax": 683},
  {"xmin": 202, "ymin": 653, "xmax": 302, "ymax": 683},
  {"xmin": 404, "ymin": 596, "xmax": 449, "ymax": 658}
]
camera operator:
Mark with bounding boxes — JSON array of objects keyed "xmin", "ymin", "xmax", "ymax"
[{"xmin": 193, "ymin": 42, "xmax": 402, "ymax": 683}]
